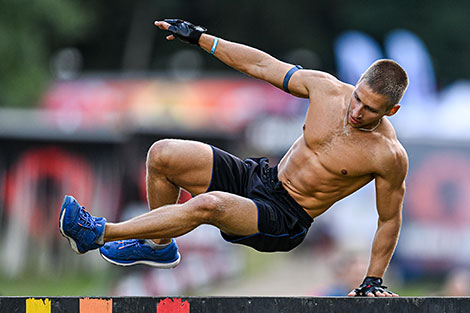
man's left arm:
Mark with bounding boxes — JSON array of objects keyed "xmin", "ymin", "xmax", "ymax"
[
  {"xmin": 369, "ymin": 177, "xmax": 405, "ymax": 278},
  {"xmin": 349, "ymin": 147, "xmax": 408, "ymax": 297}
]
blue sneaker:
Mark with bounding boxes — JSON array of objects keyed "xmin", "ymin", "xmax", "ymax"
[
  {"xmin": 99, "ymin": 239, "xmax": 181, "ymax": 268},
  {"xmin": 59, "ymin": 195, "xmax": 106, "ymax": 254}
]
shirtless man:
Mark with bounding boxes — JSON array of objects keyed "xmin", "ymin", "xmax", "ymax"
[{"xmin": 59, "ymin": 19, "xmax": 408, "ymax": 297}]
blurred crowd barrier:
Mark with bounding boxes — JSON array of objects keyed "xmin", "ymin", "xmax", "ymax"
[{"xmin": 0, "ymin": 28, "xmax": 468, "ymax": 295}]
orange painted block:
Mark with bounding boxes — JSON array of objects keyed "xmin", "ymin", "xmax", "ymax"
[
  {"xmin": 26, "ymin": 298, "xmax": 51, "ymax": 313},
  {"xmin": 80, "ymin": 298, "xmax": 112, "ymax": 313}
]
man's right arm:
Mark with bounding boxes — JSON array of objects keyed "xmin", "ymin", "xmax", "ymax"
[
  {"xmin": 198, "ymin": 34, "xmax": 301, "ymax": 93},
  {"xmin": 155, "ymin": 20, "xmax": 336, "ymax": 99}
]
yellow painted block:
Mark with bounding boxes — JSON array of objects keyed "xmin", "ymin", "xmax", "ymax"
[{"xmin": 26, "ymin": 298, "xmax": 51, "ymax": 313}]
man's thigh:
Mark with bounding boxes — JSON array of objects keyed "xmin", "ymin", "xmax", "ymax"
[{"xmin": 154, "ymin": 139, "xmax": 213, "ymax": 195}]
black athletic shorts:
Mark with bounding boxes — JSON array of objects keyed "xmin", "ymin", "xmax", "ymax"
[{"xmin": 206, "ymin": 146, "xmax": 313, "ymax": 252}]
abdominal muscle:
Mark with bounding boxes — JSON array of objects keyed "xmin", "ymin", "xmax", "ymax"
[{"xmin": 277, "ymin": 136, "xmax": 374, "ymax": 218}]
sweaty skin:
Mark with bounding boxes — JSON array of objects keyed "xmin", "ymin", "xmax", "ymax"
[
  {"xmin": 278, "ymin": 81, "xmax": 406, "ymax": 218},
  {"xmin": 152, "ymin": 22, "xmax": 408, "ymax": 297}
]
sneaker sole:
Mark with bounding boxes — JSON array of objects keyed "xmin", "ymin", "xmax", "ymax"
[
  {"xmin": 59, "ymin": 198, "xmax": 82, "ymax": 255},
  {"xmin": 100, "ymin": 251, "xmax": 181, "ymax": 269}
]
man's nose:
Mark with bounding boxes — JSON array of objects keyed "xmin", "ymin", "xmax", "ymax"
[{"xmin": 353, "ymin": 106, "xmax": 363, "ymax": 118}]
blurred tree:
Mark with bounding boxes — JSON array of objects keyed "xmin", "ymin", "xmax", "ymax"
[{"xmin": 0, "ymin": 0, "xmax": 93, "ymax": 107}]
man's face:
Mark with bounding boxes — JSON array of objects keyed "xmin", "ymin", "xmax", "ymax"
[{"xmin": 347, "ymin": 82, "xmax": 392, "ymax": 129}]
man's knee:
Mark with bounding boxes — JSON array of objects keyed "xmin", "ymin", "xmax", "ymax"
[
  {"xmin": 147, "ymin": 139, "xmax": 178, "ymax": 173},
  {"xmin": 190, "ymin": 192, "xmax": 225, "ymax": 223}
]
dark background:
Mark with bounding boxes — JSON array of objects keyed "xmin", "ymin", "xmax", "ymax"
[{"xmin": 1, "ymin": 0, "xmax": 469, "ymax": 107}]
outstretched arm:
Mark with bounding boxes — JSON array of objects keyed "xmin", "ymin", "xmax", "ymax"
[
  {"xmin": 154, "ymin": 20, "xmax": 334, "ymax": 98},
  {"xmin": 199, "ymin": 34, "xmax": 295, "ymax": 91}
]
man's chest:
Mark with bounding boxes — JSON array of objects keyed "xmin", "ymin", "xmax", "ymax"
[
  {"xmin": 304, "ymin": 129, "xmax": 380, "ymax": 177},
  {"xmin": 302, "ymin": 101, "xmax": 385, "ymax": 177}
]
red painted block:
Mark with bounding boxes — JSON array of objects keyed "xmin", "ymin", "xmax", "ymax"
[{"xmin": 157, "ymin": 298, "xmax": 190, "ymax": 313}]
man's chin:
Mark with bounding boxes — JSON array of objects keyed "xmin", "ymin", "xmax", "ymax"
[
  {"xmin": 350, "ymin": 123, "xmax": 363, "ymax": 129},
  {"xmin": 349, "ymin": 123, "xmax": 364, "ymax": 128}
]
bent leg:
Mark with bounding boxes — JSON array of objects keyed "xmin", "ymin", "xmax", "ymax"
[
  {"xmin": 104, "ymin": 191, "xmax": 258, "ymax": 242},
  {"xmin": 146, "ymin": 138, "xmax": 213, "ymax": 209},
  {"xmin": 146, "ymin": 139, "xmax": 213, "ymax": 243}
]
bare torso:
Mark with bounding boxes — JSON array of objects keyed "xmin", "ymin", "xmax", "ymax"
[{"xmin": 278, "ymin": 81, "xmax": 403, "ymax": 218}]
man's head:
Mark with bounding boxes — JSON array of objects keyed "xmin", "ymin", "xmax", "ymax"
[
  {"xmin": 358, "ymin": 59, "xmax": 409, "ymax": 110},
  {"xmin": 347, "ymin": 60, "xmax": 408, "ymax": 130}
]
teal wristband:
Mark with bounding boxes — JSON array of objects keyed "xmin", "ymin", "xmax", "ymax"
[{"xmin": 210, "ymin": 37, "xmax": 219, "ymax": 55}]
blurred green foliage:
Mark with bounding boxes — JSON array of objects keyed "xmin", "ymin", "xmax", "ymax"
[
  {"xmin": 1, "ymin": 0, "xmax": 469, "ymax": 107},
  {"xmin": 0, "ymin": 0, "xmax": 93, "ymax": 107}
]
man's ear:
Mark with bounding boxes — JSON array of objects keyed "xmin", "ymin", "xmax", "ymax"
[{"xmin": 386, "ymin": 104, "xmax": 400, "ymax": 116}]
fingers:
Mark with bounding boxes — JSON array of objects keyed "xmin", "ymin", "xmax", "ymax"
[
  {"xmin": 154, "ymin": 21, "xmax": 171, "ymax": 30},
  {"xmin": 349, "ymin": 289, "xmax": 399, "ymax": 297},
  {"xmin": 347, "ymin": 290, "xmax": 357, "ymax": 297},
  {"xmin": 367, "ymin": 291, "xmax": 399, "ymax": 297},
  {"xmin": 373, "ymin": 291, "xmax": 386, "ymax": 297},
  {"xmin": 378, "ymin": 290, "xmax": 399, "ymax": 297},
  {"xmin": 154, "ymin": 21, "xmax": 175, "ymax": 41}
]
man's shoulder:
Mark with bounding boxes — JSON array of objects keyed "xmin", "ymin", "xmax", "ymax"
[
  {"xmin": 303, "ymin": 70, "xmax": 350, "ymax": 95},
  {"xmin": 381, "ymin": 120, "xmax": 408, "ymax": 158},
  {"xmin": 373, "ymin": 132, "xmax": 409, "ymax": 178},
  {"xmin": 386, "ymin": 139, "xmax": 408, "ymax": 166}
]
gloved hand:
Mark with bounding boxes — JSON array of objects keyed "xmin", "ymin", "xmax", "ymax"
[
  {"xmin": 350, "ymin": 277, "xmax": 398, "ymax": 297},
  {"xmin": 163, "ymin": 19, "xmax": 207, "ymax": 45}
]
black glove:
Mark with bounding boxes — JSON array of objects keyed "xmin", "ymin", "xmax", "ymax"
[
  {"xmin": 164, "ymin": 19, "xmax": 207, "ymax": 45},
  {"xmin": 354, "ymin": 277, "xmax": 393, "ymax": 296}
]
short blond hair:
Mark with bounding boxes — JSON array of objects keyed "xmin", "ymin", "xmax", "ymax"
[{"xmin": 359, "ymin": 59, "xmax": 409, "ymax": 108}]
